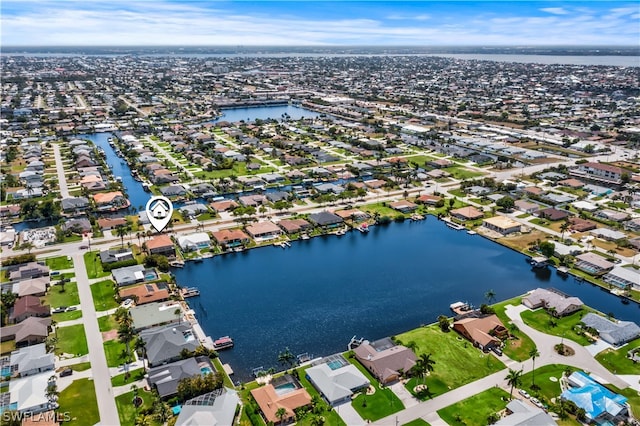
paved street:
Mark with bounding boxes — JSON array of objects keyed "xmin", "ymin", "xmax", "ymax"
[
  {"xmin": 52, "ymin": 143, "xmax": 70, "ymax": 199},
  {"xmin": 73, "ymin": 253, "xmax": 120, "ymax": 425}
]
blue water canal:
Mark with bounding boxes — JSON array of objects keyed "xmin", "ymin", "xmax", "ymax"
[{"xmin": 174, "ymin": 219, "xmax": 640, "ymax": 382}]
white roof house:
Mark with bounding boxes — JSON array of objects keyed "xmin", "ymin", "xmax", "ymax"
[
  {"xmin": 175, "ymin": 388, "xmax": 240, "ymax": 426},
  {"xmin": 177, "ymin": 232, "xmax": 211, "ymax": 251},
  {"xmin": 9, "ymin": 373, "xmax": 53, "ymax": 414},
  {"xmin": 306, "ymin": 361, "xmax": 370, "ymax": 406},
  {"xmin": 603, "ymin": 267, "xmax": 640, "ymax": 291},
  {"xmin": 9, "ymin": 344, "xmax": 54, "ymax": 377},
  {"xmin": 494, "ymin": 399, "xmax": 556, "ymax": 426}
]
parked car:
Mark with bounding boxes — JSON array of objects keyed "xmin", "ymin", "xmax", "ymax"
[
  {"xmin": 121, "ymin": 299, "xmax": 134, "ymax": 308},
  {"xmin": 60, "ymin": 368, "xmax": 73, "ymax": 377},
  {"xmin": 491, "ymin": 346, "xmax": 503, "ymax": 356},
  {"xmin": 79, "ymin": 245, "xmax": 88, "ymax": 250},
  {"xmin": 518, "ymin": 389, "xmax": 530, "ymax": 399},
  {"xmin": 52, "ymin": 306, "xmax": 67, "ymax": 314},
  {"xmin": 65, "ymin": 306, "xmax": 78, "ymax": 312},
  {"xmin": 530, "ymin": 397, "xmax": 544, "ymax": 408}
]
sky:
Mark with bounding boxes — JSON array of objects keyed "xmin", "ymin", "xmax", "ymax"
[{"xmin": 1, "ymin": 1, "xmax": 639, "ymax": 46}]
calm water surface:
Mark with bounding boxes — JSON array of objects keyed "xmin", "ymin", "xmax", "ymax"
[
  {"xmin": 213, "ymin": 105, "xmax": 321, "ymax": 123},
  {"xmin": 174, "ymin": 219, "xmax": 640, "ymax": 381}
]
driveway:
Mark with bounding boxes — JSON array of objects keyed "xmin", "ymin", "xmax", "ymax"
[{"xmin": 335, "ymin": 401, "xmax": 366, "ymax": 426}]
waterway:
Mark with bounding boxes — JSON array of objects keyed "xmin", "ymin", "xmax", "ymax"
[
  {"xmin": 212, "ymin": 104, "xmax": 322, "ymax": 123},
  {"xmin": 173, "ymin": 219, "xmax": 640, "ymax": 382}
]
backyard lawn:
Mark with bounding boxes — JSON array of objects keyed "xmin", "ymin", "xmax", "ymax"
[
  {"xmin": 346, "ymin": 355, "xmax": 404, "ymax": 421},
  {"xmin": 44, "ymin": 255, "xmax": 73, "ymax": 270},
  {"xmin": 361, "ymin": 202, "xmax": 403, "ymax": 218},
  {"xmin": 437, "ymin": 387, "xmax": 510, "ymax": 426},
  {"xmin": 595, "ymin": 338, "xmax": 640, "ymax": 374},
  {"xmin": 91, "ymin": 279, "xmax": 119, "ymax": 311},
  {"xmin": 58, "ymin": 378, "xmax": 100, "ymax": 425},
  {"xmin": 492, "ymin": 297, "xmax": 536, "ymax": 361},
  {"xmin": 41, "ymin": 282, "xmax": 80, "ymax": 307},
  {"xmin": 84, "ymin": 251, "xmax": 112, "ymax": 279},
  {"xmin": 55, "ymin": 324, "xmax": 88, "ymax": 356},
  {"xmin": 520, "ymin": 308, "xmax": 596, "ymax": 346},
  {"xmin": 396, "ymin": 325, "xmax": 504, "ymax": 395}
]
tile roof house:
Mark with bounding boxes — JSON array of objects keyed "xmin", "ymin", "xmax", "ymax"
[
  {"xmin": 245, "ymin": 221, "xmax": 282, "ymax": 240},
  {"xmin": 12, "ymin": 276, "xmax": 49, "ymax": 297},
  {"xmin": 450, "ymin": 206, "xmax": 484, "ymax": 221},
  {"xmin": 305, "ymin": 359, "xmax": 370, "ymax": 406},
  {"xmin": 581, "ymin": 313, "xmax": 640, "ymax": 346},
  {"xmin": 0, "ymin": 317, "xmax": 51, "ymax": 347},
  {"xmin": 277, "ymin": 219, "xmax": 312, "ymax": 234},
  {"xmin": 522, "ymin": 288, "xmax": 584, "ymax": 317},
  {"xmin": 452, "ymin": 314, "xmax": 507, "ymax": 350},
  {"xmin": 250, "ymin": 377, "xmax": 312, "ymax": 424},
  {"xmin": 139, "ymin": 324, "xmax": 200, "ymax": 366},
  {"xmin": 175, "ymin": 388, "xmax": 240, "ymax": 426},
  {"xmin": 145, "ymin": 235, "xmax": 176, "ymax": 256},
  {"xmin": 9, "ymin": 344, "xmax": 54, "ymax": 377},
  {"xmin": 353, "ymin": 338, "xmax": 417, "ymax": 384},
  {"xmin": 209, "ymin": 200, "xmax": 238, "ymax": 212},
  {"xmin": 118, "ymin": 282, "xmax": 170, "ymax": 306},
  {"xmin": 537, "ymin": 207, "xmax": 570, "ymax": 221},
  {"xmin": 389, "ymin": 200, "xmax": 418, "ymax": 213},
  {"xmin": 211, "ymin": 229, "xmax": 250, "ymax": 248},
  {"xmin": 10, "ymin": 296, "xmax": 50, "ymax": 324},
  {"xmin": 97, "ymin": 217, "xmax": 128, "ymax": 231},
  {"xmin": 417, "ymin": 194, "xmax": 443, "ymax": 205}
]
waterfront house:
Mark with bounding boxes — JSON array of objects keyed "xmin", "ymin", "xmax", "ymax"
[
  {"xmin": 238, "ymin": 194, "xmax": 267, "ymax": 207},
  {"xmin": 308, "ymin": 211, "xmax": 343, "ymax": 229},
  {"xmin": 603, "ymin": 266, "xmax": 640, "ymax": 291},
  {"xmin": 130, "ymin": 301, "xmax": 182, "ymax": 331},
  {"xmin": 160, "ymin": 184, "xmax": 187, "ymax": 198},
  {"xmin": 450, "ymin": 206, "xmax": 484, "ymax": 221},
  {"xmin": 9, "ymin": 296, "xmax": 50, "ymax": 324},
  {"xmin": 482, "ymin": 216, "xmax": 521, "ymax": 235},
  {"xmin": 277, "ymin": 218, "xmax": 312, "ymax": 234},
  {"xmin": 522, "ymin": 288, "xmax": 584, "ymax": 317},
  {"xmin": 210, "ymin": 199, "xmax": 238, "ymax": 212},
  {"xmin": 452, "ymin": 314, "xmax": 507, "ymax": 350},
  {"xmin": 389, "ymin": 200, "xmax": 418, "ymax": 213},
  {"xmin": 61, "ymin": 217, "xmax": 92, "ymax": 235},
  {"xmin": 145, "ymin": 235, "xmax": 176, "ymax": 257},
  {"xmin": 212, "ymin": 229, "xmax": 250, "ymax": 248},
  {"xmin": 148, "ymin": 356, "xmax": 215, "ymax": 399},
  {"xmin": 581, "ymin": 313, "xmax": 640, "ymax": 346},
  {"xmin": 177, "ymin": 232, "xmax": 211, "ymax": 252},
  {"xmin": 180, "ymin": 203, "xmax": 209, "ymax": 218},
  {"xmin": 9, "ymin": 344, "xmax": 54, "ymax": 377},
  {"xmin": 175, "ymin": 388, "xmax": 240, "ymax": 426},
  {"xmin": 353, "ymin": 338, "xmax": 417, "ymax": 384},
  {"xmin": 96, "ymin": 217, "xmax": 128, "ymax": 231},
  {"xmin": 99, "ymin": 248, "xmax": 134, "ymax": 265},
  {"xmin": 139, "ymin": 323, "xmax": 200, "ymax": 366},
  {"xmin": 305, "ymin": 357, "xmax": 370, "ymax": 406},
  {"xmin": 495, "ymin": 400, "xmax": 557, "ymax": 426},
  {"xmin": 574, "ymin": 253, "xmax": 615, "ymax": 276},
  {"xmin": 61, "ymin": 197, "xmax": 89, "ymax": 214},
  {"xmin": 0, "ymin": 317, "xmax": 51, "ymax": 347},
  {"xmin": 417, "ymin": 194, "xmax": 443, "ymax": 205},
  {"xmin": 364, "ymin": 179, "xmax": 386, "ymax": 189},
  {"xmin": 9, "ymin": 373, "xmax": 54, "ymax": 415},
  {"xmin": 245, "ymin": 221, "xmax": 282, "ymax": 240},
  {"xmin": 111, "ymin": 264, "xmax": 145, "ymax": 287},
  {"xmin": 334, "ymin": 209, "xmax": 369, "ymax": 222},
  {"xmin": 119, "ymin": 282, "xmax": 170, "ymax": 306},
  {"xmin": 93, "ymin": 191, "xmax": 130, "ymax": 211},
  {"xmin": 537, "ymin": 207, "xmax": 570, "ymax": 221},
  {"xmin": 250, "ymin": 376, "xmax": 312, "ymax": 424},
  {"xmin": 561, "ymin": 372, "xmax": 628, "ymax": 424}
]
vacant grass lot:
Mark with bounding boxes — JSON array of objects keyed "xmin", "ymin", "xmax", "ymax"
[
  {"xmin": 520, "ymin": 308, "xmax": 596, "ymax": 346},
  {"xmin": 104, "ymin": 339, "xmax": 129, "ymax": 367},
  {"xmin": 58, "ymin": 378, "xmax": 100, "ymax": 425},
  {"xmin": 437, "ymin": 387, "xmax": 510, "ymax": 426},
  {"xmin": 396, "ymin": 325, "xmax": 504, "ymax": 396},
  {"xmin": 443, "ymin": 166, "xmax": 485, "ymax": 180},
  {"xmin": 111, "ymin": 368, "xmax": 146, "ymax": 387},
  {"xmin": 84, "ymin": 251, "xmax": 112, "ymax": 279},
  {"xmin": 55, "ymin": 324, "xmax": 88, "ymax": 356},
  {"xmin": 492, "ymin": 297, "xmax": 536, "ymax": 361},
  {"xmin": 98, "ymin": 314, "xmax": 119, "ymax": 332},
  {"xmin": 115, "ymin": 388, "xmax": 159, "ymax": 426},
  {"xmin": 91, "ymin": 279, "xmax": 119, "ymax": 311},
  {"xmin": 44, "ymin": 255, "xmax": 73, "ymax": 270},
  {"xmin": 42, "ymin": 282, "xmax": 80, "ymax": 308},
  {"xmin": 595, "ymin": 338, "xmax": 640, "ymax": 374}
]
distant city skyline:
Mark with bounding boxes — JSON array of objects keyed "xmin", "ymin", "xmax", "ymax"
[{"xmin": 2, "ymin": 1, "xmax": 639, "ymax": 46}]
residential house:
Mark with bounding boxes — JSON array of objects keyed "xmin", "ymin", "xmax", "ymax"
[
  {"xmin": 574, "ymin": 253, "xmax": 615, "ymax": 276},
  {"xmin": 250, "ymin": 376, "xmax": 312, "ymax": 424},
  {"xmin": 177, "ymin": 232, "xmax": 211, "ymax": 251},
  {"xmin": 145, "ymin": 235, "xmax": 176, "ymax": 257},
  {"xmin": 0, "ymin": 317, "xmax": 51, "ymax": 347},
  {"xmin": 452, "ymin": 314, "xmax": 507, "ymax": 350},
  {"xmin": 581, "ymin": 313, "xmax": 640, "ymax": 346},
  {"xmin": 450, "ymin": 206, "xmax": 484, "ymax": 221},
  {"xmin": 159, "ymin": 185, "xmax": 187, "ymax": 198},
  {"xmin": 148, "ymin": 356, "xmax": 215, "ymax": 399},
  {"xmin": 305, "ymin": 357, "xmax": 369, "ymax": 406},
  {"xmin": 238, "ymin": 194, "xmax": 267, "ymax": 207},
  {"xmin": 111, "ymin": 264, "xmax": 145, "ymax": 287},
  {"xmin": 119, "ymin": 282, "xmax": 170, "ymax": 306},
  {"xmin": 561, "ymin": 372, "xmax": 628, "ymax": 424},
  {"xmin": 596, "ymin": 209, "xmax": 629, "ymax": 222},
  {"xmin": 9, "ymin": 344, "xmax": 54, "ymax": 377},
  {"xmin": 494, "ymin": 399, "xmax": 557, "ymax": 426},
  {"xmin": 353, "ymin": 338, "xmax": 417, "ymax": 384},
  {"xmin": 139, "ymin": 323, "xmax": 200, "ymax": 366},
  {"xmin": 12, "ymin": 277, "xmax": 49, "ymax": 297},
  {"xmin": 10, "ymin": 296, "xmax": 50, "ymax": 324},
  {"xmin": 130, "ymin": 301, "xmax": 182, "ymax": 331},
  {"xmin": 537, "ymin": 208, "xmax": 570, "ymax": 221},
  {"xmin": 603, "ymin": 267, "xmax": 640, "ymax": 291},
  {"xmin": 389, "ymin": 200, "xmax": 418, "ymax": 213},
  {"xmin": 522, "ymin": 288, "xmax": 584, "ymax": 317},
  {"xmin": 308, "ymin": 211, "xmax": 344, "ymax": 229},
  {"xmin": 482, "ymin": 216, "xmax": 521, "ymax": 235},
  {"xmin": 416, "ymin": 194, "xmax": 443, "ymax": 206},
  {"xmin": 569, "ymin": 217, "xmax": 597, "ymax": 232},
  {"xmin": 99, "ymin": 248, "xmax": 134, "ymax": 265},
  {"xmin": 277, "ymin": 219, "xmax": 312, "ymax": 234},
  {"xmin": 175, "ymin": 388, "xmax": 240, "ymax": 426},
  {"xmin": 210, "ymin": 200, "xmax": 238, "ymax": 213},
  {"xmin": 245, "ymin": 221, "xmax": 282, "ymax": 240},
  {"xmin": 96, "ymin": 217, "xmax": 128, "ymax": 231},
  {"xmin": 93, "ymin": 191, "xmax": 130, "ymax": 211},
  {"xmin": 9, "ymin": 373, "xmax": 54, "ymax": 415},
  {"xmin": 8, "ymin": 262, "xmax": 49, "ymax": 282},
  {"xmin": 334, "ymin": 209, "xmax": 369, "ymax": 222},
  {"xmin": 61, "ymin": 218, "xmax": 92, "ymax": 234},
  {"xmin": 590, "ymin": 228, "xmax": 627, "ymax": 241},
  {"xmin": 60, "ymin": 197, "xmax": 90, "ymax": 214},
  {"xmin": 211, "ymin": 229, "xmax": 251, "ymax": 248}
]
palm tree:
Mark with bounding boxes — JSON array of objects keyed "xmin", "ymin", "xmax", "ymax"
[
  {"xmin": 529, "ymin": 347, "xmax": 540, "ymax": 389},
  {"xmin": 116, "ymin": 225, "xmax": 128, "ymax": 248},
  {"xmin": 505, "ymin": 369, "xmax": 523, "ymax": 400},
  {"xmin": 278, "ymin": 347, "xmax": 296, "ymax": 368},
  {"xmin": 275, "ymin": 407, "xmax": 287, "ymax": 425},
  {"xmin": 174, "ymin": 307, "xmax": 182, "ymax": 324},
  {"xmin": 559, "ymin": 219, "xmax": 571, "ymax": 242},
  {"xmin": 485, "ymin": 289, "xmax": 496, "ymax": 304},
  {"xmin": 134, "ymin": 337, "xmax": 147, "ymax": 369},
  {"xmin": 45, "ymin": 376, "xmax": 59, "ymax": 408}
]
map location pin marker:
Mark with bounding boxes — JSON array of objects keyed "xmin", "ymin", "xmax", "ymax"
[{"xmin": 146, "ymin": 195, "xmax": 174, "ymax": 233}]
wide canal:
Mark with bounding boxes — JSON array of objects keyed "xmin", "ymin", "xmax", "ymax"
[{"xmin": 174, "ymin": 219, "xmax": 640, "ymax": 382}]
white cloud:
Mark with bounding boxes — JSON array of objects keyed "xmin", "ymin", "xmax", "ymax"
[{"xmin": 540, "ymin": 7, "xmax": 569, "ymax": 15}]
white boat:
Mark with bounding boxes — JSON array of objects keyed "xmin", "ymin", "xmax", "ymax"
[
  {"xmin": 446, "ymin": 221, "xmax": 465, "ymax": 230},
  {"xmin": 467, "ymin": 230, "xmax": 477, "ymax": 235},
  {"xmin": 301, "ymin": 234, "xmax": 310, "ymax": 240},
  {"xmin": 213, "ymin": 336, "xmax": 234, "ymax": 350}
]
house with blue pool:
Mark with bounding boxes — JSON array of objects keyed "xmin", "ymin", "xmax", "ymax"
[{"xmin": 561, "ymin": 371, "xmax": 629, "ymax": 424}]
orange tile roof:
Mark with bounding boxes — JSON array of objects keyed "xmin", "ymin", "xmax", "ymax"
[
  {"xmin": 146, "ymin": 235, "xmax": 174, "ymax": 250},
  {"xmin": 93, "ymin": 191, "xmax": 124, "ymax": 204},
  {"xmin": 212, "ymin": 229, "xmax": 250, "ymax": 243},
  {"xmin": 118, "ymin": 283, "xmax": 169, "ymax": 305},
  {"xmin": 250, "ymin": 384, "xmax": 311, "ymax": 423}
]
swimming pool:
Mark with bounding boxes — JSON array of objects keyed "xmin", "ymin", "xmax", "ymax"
[
  {"xmin": 274, "ymin": 382, "xmax": 296, "ymax": 396},
  {"xmin": 200, "ymin": 367, "xmax": 213, "ymax": 375},
  {"xmin": 327, "ymin": 360, "xmax": 345, "ymax": 370},
  {"xmin": 1, "ymin": 367, "xmax": 11, "ymax": 378}
]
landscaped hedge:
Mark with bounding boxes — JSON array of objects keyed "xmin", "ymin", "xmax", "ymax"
[
  {"xmin": 102, "ymin": 258, "xmax": 139, "ymax": 272},
  {"xmin": 2, "ymin": 254, "xmax": 36, "ymax": 266}
]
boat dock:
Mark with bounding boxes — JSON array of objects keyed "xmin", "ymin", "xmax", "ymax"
[
  {"xmin": 181, "ymin": 287, "xmax": 200, "ymax": 298},
  {"xmin": 450, "ymin": 301, "xmax": 473, "ymax": 315}
]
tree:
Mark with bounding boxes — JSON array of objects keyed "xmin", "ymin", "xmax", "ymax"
[
  {"xmin": 496, "ymin": 196, "xmax": 515, "ymax": 211},
  {"xmin": 485, "ymin": 289, "xmax": 496, "ymax": 304},
  {"xmin": 45, "ymin": 376, "xmax": 59, "ymax": 407},
  {"xmin": 275, "ymin": 407, "xmax": 287, "ymax": 425},
  {"xmin": 174, "ymin": 308, "xmax": 182, "ymax": 324},
  {"xmin": 538, "ymin": 241, "xmax": 555, "ymax": 259},
  {"xmin": 411, "ymin": 353, "xmax": 436, "ymax": 385},
  {"xmin": 529, "ymin": 347, "xmax": 540, "ymax": 389},
  {"xmin": 437, "ymin": 315, "xmax": 450, "ymax": 332},
  {"xmin": 278, "ymin": 347, "xmax": 296, "ymax": 368},
  {"xmin": 505, "ymin": 369, "xmax": 523, "ymax": 400},
  {"xmin": 559, "ymin": 219, "xmax": 571, "ymax": 242},
  {"xmin": 116, "ymin": 225, "xmax": 128, "ymax": 248}
]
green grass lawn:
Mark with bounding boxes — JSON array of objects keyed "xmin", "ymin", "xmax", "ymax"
[
  {"xmin": 55, "ymin": 324, "xmax": 88, "ymax": 356},
  {"xmin": 518, "ymin": 364, "xmax": 569, "ymax": 404},
  {"xmin": 346, "ymin": 355, "xmax": 404, "ymax": 421},
  {"xmin": 403, "ymin": 419, "xmax": 431, "ymax": 426},
  {"xmin": 98, "ymin": 314, "xmax": 119, "ymax": 332},
  {"xmin": 111, "ymin": 368, "xmax": 146, "ymax": 387},
  {"xmin": 65, "ymin": 362, "xmax": 92, "ymax": 372},
  {"xmin": 610, "ymin": 385, "xmax": 640, "ymax": 415},
  {"xmin": 595, "ymin": 338, "xmax": 640, "ymax": 374},
  {"xmin": 437, "ymin": 387, "xmax": 510, "ymax": 426},
  {"xmin": 84, "ymin": 251, "xmax": 112, "ymax": 279},
  {"xmin": 212, "ymin": 357, "xmax": 235, "ymax": 389},
  {"xmin": 104, "ymin": 339, "xmax": 129, "ymax": 367},
  {"xmin": 115, "ymin": 388, "xmax": 159, "ymax": 426},
  {"xmin": 395, "ymin": 325, "xmax": 505, "ymax": 395},
  {"xmin": 91, "ymin": 279, "xmax": 119, "ymax": 311},
  {"xmin": 492, "ymin": 297, "xmax": 536, "ymax": 361},
  {"xmin": 361, "ymin": 202, "xmax": 404, "ymax": 218},
  {"xmin": 58, "ymin": 378, "xmax": 100, "ymax": 425},
  {"xmin": 41, "ymin": 282, "xmax": 80, "ymax": 308},
  {"xmin": 443, "ymin": 166, "xmax": 485, "ymax": 180},
  {"xmin": 44, "ymin": 255, "xmax": 73, "ymax": 270},
  {"xmin": 52, "ymin": 310, "xmax": 83, "ymax": 322},
  {"xmin": 520, "ymin": 308, "xmax": 596, "ymax": 346}
]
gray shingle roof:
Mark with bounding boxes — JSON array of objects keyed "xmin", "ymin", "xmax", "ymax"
[{"xmin": 582, "ymin": 313, "xmax": 640, "ymax": 346}]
